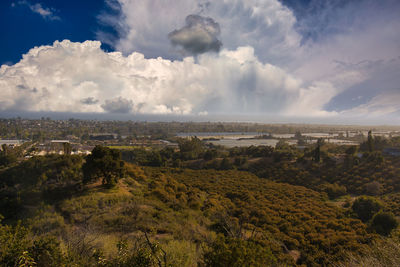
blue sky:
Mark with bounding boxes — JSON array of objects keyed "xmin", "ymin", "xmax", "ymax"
[
  {"xmin": 0, "ymin": 0, "xmax": 113, "ymax": 65},
  {"xmin": 1, "ymin": 0, "xmax": 400, "ymax": 124}
]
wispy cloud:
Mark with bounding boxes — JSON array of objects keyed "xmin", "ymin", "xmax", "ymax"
[{"xmin": 14, "ymin": 1, "xmax": 60, "ymax": 21}]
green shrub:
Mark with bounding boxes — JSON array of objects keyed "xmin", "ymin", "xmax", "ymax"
[
  {"xmin": 163, "ymin": 240, "xmax": 198, "ymax": 267},
  {"xmin": 352, "ymin": 196, "xmax": 383, "ymax": 222},
  {"xmin": 29, "ymin": 236, "xmax": 65, "ymax": 266},
  {"xmin": 371, "ymin": 212, "xmax": 398, "ymax": 236},
  {"xmin": 202, "ymin": 236, "xmax": 277, "ymax": 267},
  {"xmin": 324, "ymin": 183, "xmax": 347, "ymax": 200},
  {"xmin": 0, "ymin": 221, "xmax": 31, "ymax": 267},
  {"xmin": 0, "ymin": 219, "xmax": 65, "ymax": 267}
]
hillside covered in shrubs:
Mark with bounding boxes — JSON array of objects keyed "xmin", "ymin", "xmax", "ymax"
[{"xmin": 1, "ymin": 138, "xmax": 400, "ymax": 266}]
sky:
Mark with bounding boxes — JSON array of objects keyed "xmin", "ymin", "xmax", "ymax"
[{"xmin": 0, "ymin": 0, "xmax": 400, "ymax": 124}]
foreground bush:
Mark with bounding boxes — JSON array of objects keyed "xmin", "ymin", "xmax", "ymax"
[
  {"xmin": 371, "ymin": 212, "xmax": 398, "ymax": 236},
  {"xmin": 0, "ymin": 218, "xmax": 64, "ymax": 267},
  {"xmin": 202, "ymin": 236, "xmax": 277, "ymax": 267}
]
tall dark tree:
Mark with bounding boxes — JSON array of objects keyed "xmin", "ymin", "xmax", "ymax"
[
  {"xmin": 367, "ymin": 130, "xmax": 374, "ymax": 152},
  {"xmin": 294, "ymin": 131, "xmax": 303, "ymax": 139},
  {"xmin": 313, "ymin": 139, "xmax": 322, "ymax": 163},
  {"xmin": 63, "ymin": 143, "xmax": 72, "ymax": 155},
  {"xmin": 344, "ymin": 145, "xmax": 358, "ymax": 169},
  {"xmin": 82, "ymin": 146, "xmax": 125, "ymax": 187},
  {"xmin": 178, "ymin": 137, "xmax": 204, "ymax": 160}
]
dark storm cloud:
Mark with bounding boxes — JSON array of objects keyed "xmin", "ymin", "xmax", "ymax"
[
  {"xmin": 101, "ymin": 97, "xmax": 133, "ymax": 113},
  {"xmin": 17, "ymin": 84, "xmax": 28, "ymax": 90},
  {"xmin": 17, "ymin": 84, "xmax": 38, "ymax": 93},
  {"xmin": 81, "ymin": 97, "xmax": 99, "ymax": 105},
  {"xmin": 168, "ymin": 14, "xmax": 222, "ymax": 55}
]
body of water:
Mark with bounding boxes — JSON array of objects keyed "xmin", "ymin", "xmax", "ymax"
[
  {"xmin": 177, "ymin": 132, "xmax": 361, "ymax": 148},
  {"xmin": 207, "ymin": 139, "xmax": 280, "ymax": 148},
  {"xmin": 177, "ymin": 132, "xmax": 267, "ymax": 139}
]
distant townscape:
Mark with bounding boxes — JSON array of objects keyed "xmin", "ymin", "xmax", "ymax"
[{"xmin": 1, "ymin": 117, "xmax": 400, "ymax": 157}]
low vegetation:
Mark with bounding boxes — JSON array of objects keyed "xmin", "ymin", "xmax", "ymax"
[{"xmin": 0, "ymin": 131, "xmax": 400, "ymax": 266}]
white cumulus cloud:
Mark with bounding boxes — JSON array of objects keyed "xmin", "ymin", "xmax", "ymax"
[{"xmin": 0, "ymin": 40, "xmax": 336, "ymax": 117}]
